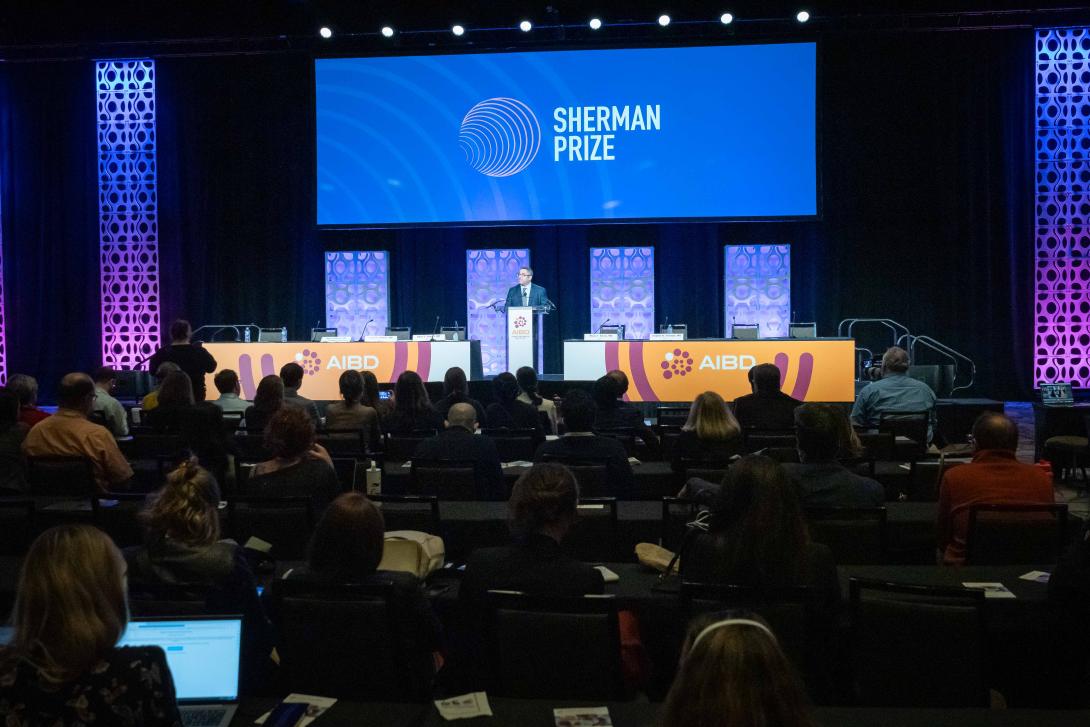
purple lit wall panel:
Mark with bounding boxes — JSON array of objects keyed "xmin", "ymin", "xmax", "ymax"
[
  {"xmin": 0, "ymin": 173, "xmax": 5, "ymax": 385},
  {"xmin": 325, "ymin": 251, "xmax": 390, "ymax": 339},
  {"xmin": 97, "ymin": 60, "xmax": 161, "ymax": 369},
  {"xmin": 590, "ymin": 247, "xmax": 654, "ymax": 339},
  {"xmin": 724, "ymin": 245, "xmax": 791, "ymax": 338},
  {"xmin": 1035, "ymin": 28, "xmax": 1090, "ymax": 387},
  {"xmin": 467, "ymin": 249, "xmax": 529, "ymax": 376}
]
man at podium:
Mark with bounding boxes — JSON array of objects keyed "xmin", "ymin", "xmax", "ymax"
[{"xmin": 505, "ymin": 266, "xmax": 548, "ymax": 309}]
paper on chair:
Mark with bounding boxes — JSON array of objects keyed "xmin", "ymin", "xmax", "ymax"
[
  {"xmin": 962, "ymin": 582, "xmax": 1016, "ymax": 599},
  {"xmin": 435, "ymin": 692, "xmax": 493, "ymax": 720},
  {"xmin": 255, "ymin": 694, "xmax": 337, "ymax": 725},
  {"xmin": 554, "ymin": 706, "xmax": 613, "ymax": 727}
]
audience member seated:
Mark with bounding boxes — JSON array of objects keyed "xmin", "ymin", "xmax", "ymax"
[
  {"xmin": 360, "ymin": 370, "xmax": 391, "ymax": 421},
  {"xmin": 247, "ymin": 407, "xmax": 339, "ymax": 508},
  {"xmin": 595, "ymin": 371, "xmax": 660, "ymax": 453},
  {"xmin": 732, "ymin": 362, "xmax": 802, "ymax": 431},
  {"xmin": 671, "ymin": 391, "xmax": 743, "ymax": 473},
  {"xmin": 279, "ymin": 362, "xmax": 321, "ymax": 423},
  {"xmin": 432, "ymin": 366, "xmax": 486, "ymax": 424},
  {"xmin": 142, "ymin": 371, "xmax": 195, "ymax": 431},
  {"xmin": 126, "ymin": 460, "xmax": 272, "ymax": 688},
  {"xmin": 412, "ymin": 403, "xmax": 504, "ymax": 499},
  {"xmin": 385, "ymin": 370, "xmax": 444, "ymax": 435},
  {"xmin": 0, "ymin": 525, "xmax": 182, "ymax": 726},
  {"xmin": 22, "ymin": 373, "xmax": 133, "ymax": 491},
  {"xmin": 148, "ymin": 318, "xmax": 217, "ymax": 402},
  {"xmin": 280, "ymin": 492, "xmax": 442, "ymax": 671},
  {"xmin": 534, "ymin": 390, "xmax": 633, "ymax": 497},
  {"xmin": 682, "ymin": 455, "xmax": 840, "ymax": 609},
  {"xmin": 937, "ymin": 412, "xmax": 1055, "ymax": 566},
  {"xmin": 0, "ymin": 389, "xmax": 28, "ymax": 493},
  {"xmin": 141, "ymin": 361, "xmax": 181, "ymax": 412},
  {"xmin": 211, "ymin": 369, "xmax": 250, "ymax": 414},
  {"xmin": 1048, "ymin": 523, "xmax": 1090, "ymax": 707},
  {"xmin": 7, "ymin": 373, "xmax": 49, "ymax": 428},
  {"xmin": 324, "ymin": 369, "xmax": 381, "ymax": 451},
  {"xmin": 485, "ymin": 372, "xmax": 544, "ymax": 435},
  {"xmin": 661, "ymin": 612, "xmax": 815, "ymax": 727},
  {"xmin": 516, "ymin": 366, "xmax": 557, "ymax": 434},
  {"xmin": 244, "ymin": 375, "xmax": 284, "ymax": 433},
  {"xmin": 180, "ymin": 403, "xmax": 238, "ymax": 486},
  {"xmin": 850, "ymin": 346, "xmax": 936, "ymax": 439},
  {"xmin": 783, "ymin": 403, "xmax": 883, "ymax": 508},
  {"xmin": 91, "ymin": 365, "xmax": 129, "ymax": 438}
]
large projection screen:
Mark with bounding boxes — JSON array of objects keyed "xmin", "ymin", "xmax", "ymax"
[{"xmin": 316, "ymin": 43, "xmax": 817, "ymax": 226}]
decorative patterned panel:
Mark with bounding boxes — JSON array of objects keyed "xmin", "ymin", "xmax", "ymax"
[
  {"xmin": 467, "ymin": 249, "xmax": 530, "ymax": 376},
  {"xmin": 325, "ymin": 251, "xmax": 390, "ymax": 340},
  {"xmin": 724, "ymin": 245, "xmax": 791, "ymax": 339},
  {"xmin": 97, "ymin": 60, "xmax": 161, "ymax": 369},
  {"xmin": 0, "ymin": 172, "xmax": 6, "ymax": 385},
  {"xmin": 590, "ymin": 247, "xmax": 654, "ymax": 339},
  {"xmin": 1036, "ymin": 28, "xmax": 1090, "ymax": 387}
]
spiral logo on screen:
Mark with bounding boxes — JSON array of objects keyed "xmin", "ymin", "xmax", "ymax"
[{"xmin": 458, "ymin": 98, "xmax": 541, "ymax": 177}]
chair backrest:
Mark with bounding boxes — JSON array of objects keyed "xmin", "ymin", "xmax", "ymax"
[
  {"xmin": 317, "ymin": 430, "xmax": 368, "ymax": 458},
  {"xmin": 656, "ymin": 425, "xmax": 684, "ymax": 460},
  {"xmin": 126, "ymin": 580, "xmax": 224, "ymax": 617},
  {"xmin": 371, "ymin": 494, "xmax": 441, "ymax": 535},
  {"xmin": 676, "ymin": 458, "xmax": 731, "ymax": 488},
  {"xmin": 226, "ymin": 496, "xmax": 316, "ymax": 560},
  {"xmin": 849, "ymin": 578, "xmax": 988, "ymax": 707},
  {"xmin": 484, "ymin": 591, "xmax": 626, "ymax": 700},
  {"xmin": 594, "ymin": 428, "xmax": 637, "ymax": 456},
  {"xmin": 804, "ymin": 507, "xmax": 888, "ymax": 565},
  {"xmin": 481, "ymin": 428, "xmax": 536, "ymax": 462},
  {"xmin": 410, "ymin": 458, "xmax": 477, "ymax": 500},
  {"xmin": 563, "ymin": 498, "xmax": 618, "ymax": 561},
  {"xmin": 271, "ymin": 579, "xmax": 433, "ymax": 702},
  {"xmin": 88, "ymin": 410, "xmax": 109, "ymax": 428},
  {"xmin": 743, "ymin": 429, "xmax": 797, "ymax": 453},
  {"xmin": 878, "ymin": 411, "xmax": 929, "ymax": 453},
  {"xmin": 385, "ymin": 431, "xmax": 436, "ymax": 462},
  {"xmin": 856, "ymin": 431, "xmax": 896, "ymax": 461},
  {"xmin": 26, "ymin": 456, "xmax": 98, "ymax": 497},
  {"xmin": 126, "ymin": 429, "xmax": 187, "ymax": 460},
  {"xmin": 538, "ymin": 458, "xmax": 610, "ymax": 497},
  {"xmin": 233, "ymin": 433, "xmax": 270, "ymax": 463},
  {"xmin": 656, "ymin": 407, "xmax": 690, "ymax": 427},
  {"xmin": 965, "ymin": 503, "xmax": 1069, "ymax": 565},
  {"xmin": 0, "ymin": 499, "xmax": 34, "ymax": 555}
]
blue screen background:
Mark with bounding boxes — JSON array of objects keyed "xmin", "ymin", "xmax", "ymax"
[{"xmin": 315, "ymin": 43, "xmax": 816, "ymax": 225}]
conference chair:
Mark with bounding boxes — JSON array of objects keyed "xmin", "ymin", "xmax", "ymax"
[
  {"xmin": 660, "ymin": 496, "xmax": 703, "ymax": 552},
  {"xmin": 271, "ymin": 579, "xmax": 434, "ymax": 702},
  {"xmin": 655, "ymin": 406, "xmax": 690, "ymax": 427},
  {"xmin": 26, "ymin": 456, "xmax": 97, "ymax": 498},
  {"xmin": 385, "ymin": 430, "xmax": 437, "ymax": 463},
  {"xmin": 803, "ymin": 507, "xmax": 888, "ymax": 565},
  {"xmin": 370, "ymin": 494, "xmax": 441, "ymax": 535},
  {"xmin": 965, "ymin": 502, "xmax": 1069, "ymax": 565},
  {"xmin": 225, "ymin": 495, "xmax": 316, "ymax": 561},
  {"xmin": 743, "ymin": 428, "xmax": 797, "ymax": 453},
  {"xmin": 877, "ymin": 411, "xmax": 929, "ymax": 457},
  {"xmin": 483, "ymin": 591, "xmax": 628, "ymax": 700},
  {"xmin": 538, "ymin": 457, "xmax": 611, "ymax": 497},
  {"xmin": 655, "ymin": 424, "xmax": 684, "ymax": 461},
  {"xmin": 856, "ymin": 430, "xmax": 896, "ymax": 462},
  {"xmin": 126, "ymin": 580, "xmax": 223, "ymax": 617},
  {"xmin": 409, "ymin": 458, "xmax": 478, "ymax": 500},
  {"xmin": 317, "ymin": 428, "xmax": 370, "ymax": 458},
  {"xmin": 848, "ymin": 578, "xmax": 988, "ymax": 707},
  {"xmin": 0, "ymin": 499, "xmax": 34, "ymax": 555},
  {"xmin": 1041, "ymin": 413, "xmax": 1089, "ymax": 483},
  {"xmin": 675, "ymin": 458, "xmax": 732, "ymax": 490},
  {"xmin": 481, "ymin": 428, "xmax": 537, "ymax": 462},
  {"xmin": 595, "ymin": 428, "xmax": 638, "ymax": 456},
  {"xmin": 563, "ymin": 498, "xmax": 619, "ymax": 561}
]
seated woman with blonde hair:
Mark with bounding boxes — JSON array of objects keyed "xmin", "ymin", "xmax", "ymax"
[
  {"xmin": 671, "ymin": 391, "xmax": 743, "ymax": 473},
  {"xmin": 0, "ymin": 525, "xmax": 182, "ymax": 725},
  {"xmin": 661, "ymin": 612, "xmax": 814, "ymax": 727}
]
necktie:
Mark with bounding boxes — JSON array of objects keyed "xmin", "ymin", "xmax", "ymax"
[{"xmin": 523, "ymin": 288, "xmax": 529, "ymax": 306}]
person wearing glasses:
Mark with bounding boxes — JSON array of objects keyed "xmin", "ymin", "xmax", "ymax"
[{"xmin": 504, "ymin": 266, "xmax": 548, "ymax": 310}]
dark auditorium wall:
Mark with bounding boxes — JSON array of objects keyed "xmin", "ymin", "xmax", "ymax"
[{"xmin": 0, "ymin": 29, "xmax": 1034, "ymax": 400}]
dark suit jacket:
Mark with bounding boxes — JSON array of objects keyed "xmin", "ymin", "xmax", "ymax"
[
  {"xmin": 595, "ymin": 403, "xmax": 660, "ymax": 453},
  {"xmin": 411, "ymin": 427, "xmax": 504, "ymax": 500},
  {"xmin": 732, "ymin": 390, "xmax": 802, "ymax": 431},
  {"xmin": 670, "ymin": 429, "xmax": 743, "ymax": 473},
  {"xmin": 782, "ymin": 461, "xmax": 884, "ymax": 508},
  {"xmin": 284, "ymin": 388, "xmax": 321, "ymax": 423},
  {"xmin": 533, "ymin": 434, "xmax": 634, "ymax": 497},
  {"xmin": 504, "ymin": 283, "xmax": 548, "ymax": 309},
  {"xmin": 485, "ymin": 400, "xmax": 543, "ymax": 435}
]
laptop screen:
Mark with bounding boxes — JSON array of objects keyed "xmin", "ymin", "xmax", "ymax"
[
  {"xmin": 1040, "ymin": 382, "xmax": 1075, "ymax": 406},
  {"xmin": 120, "ymin": 618, "xmax": 241, "ymax": 703}
]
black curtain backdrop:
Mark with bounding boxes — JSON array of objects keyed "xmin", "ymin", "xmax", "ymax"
[{"xmin": 0, "ymin": 29, "xmax": 1035, "ymax": 401}]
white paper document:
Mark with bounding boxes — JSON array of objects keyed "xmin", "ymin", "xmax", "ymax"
[{"xmin": 435, "ymin": 692, "xmax": 493, "ymax": 721}]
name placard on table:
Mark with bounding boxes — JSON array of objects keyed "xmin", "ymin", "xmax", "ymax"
[
  {"xmin": 583, "ymin": 332, "xmax": 621, "ymax": 341},
  {"xmin": 649, "ymin": 333, "xmax": 685, "ymax": 341},
  {"xmin": 363, "ymin": 335, "xmax": 399, "ymax": 342}
]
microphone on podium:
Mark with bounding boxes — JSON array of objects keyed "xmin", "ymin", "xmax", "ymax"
[
  {"xmin": 432, "ymin": 316, "xmax": 440, "ymax": 335},
  {"xmin": 594, "ymin": 318, "xmax": 611, "ymax": 334},
  {"xmin": 358, "ymin": 318, "xmax": 374, "ymax": 341}
]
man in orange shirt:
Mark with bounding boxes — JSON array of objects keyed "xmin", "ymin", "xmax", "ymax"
[
  {"xmin": 22, "ymin": 373, "xmax": 133, "ymax": 491},
  {"xmin": 937, "ymin": 412, "xmax": 1054, "ymax": 565}
]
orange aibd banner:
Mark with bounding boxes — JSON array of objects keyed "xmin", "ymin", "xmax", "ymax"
[
  {"xmin": 203, "ymin": 342, "xmax": 478, "ymax": 400},
  {"xmin": 562, "ymin": 339, "xmax": 856, "ymax": 402}
]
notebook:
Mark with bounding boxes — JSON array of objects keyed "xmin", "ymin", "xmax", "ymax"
[{"xmin": 120, "ymin": 617, "xmax": 243, "ymax": 727}]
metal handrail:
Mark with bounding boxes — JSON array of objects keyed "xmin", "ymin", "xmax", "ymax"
[
  {"xmin": 905, "ymin": 335, "xmax": 977, "ymax": 395},
  {"xmin": 837, "ymin": 318, "xmax": 912, "ymax": 347},
  {"xmin": 191, "ymin": 324, "xmax": 258, "ymax": 342}
]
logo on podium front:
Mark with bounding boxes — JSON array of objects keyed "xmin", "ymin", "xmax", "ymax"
[
  {"xmin": 661, "ymin": 348, "xmax": 694, "ymax": 380},
  {"xmin": 295, "ymin": 349, "xmax": 323, "ymax": 375},
  {"xmin": 511, "ymin": 315, "xmax": 531, "ymax": 339}
]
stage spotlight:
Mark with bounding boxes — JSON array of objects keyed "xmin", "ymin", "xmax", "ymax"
[
  {"xmin": 318, "ymin": 26, "xmax": 333, "ymax": 39},
  {"xmin": 658, "ymin": 14, "xmax": 671, "ymax": 26},
  {"xmin": 452, "ymin": 24, "xmax": 465, "ymax": 36},
  {"xmin": 589, "ymin": 17, "xmax": 602, "ymax": 30},
  {"xmin": 381, "ymin": 26, "xmax": 395, "ymax": 38},
  {"xmin": 796, "ymin": 10, "xmax": 810, "ymax": 22},
  {"xmin": 519, "ymin": 20, "xmax": 532, "ymax": 32},
  {"xmin": 720, "ymin": 12, "xmax": 734, "ymax": 24}
]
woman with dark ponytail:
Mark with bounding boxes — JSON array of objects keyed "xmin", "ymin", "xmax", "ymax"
[{"xmin": 516, "ymin": 366, "xmax": 556, "ymax": 434}]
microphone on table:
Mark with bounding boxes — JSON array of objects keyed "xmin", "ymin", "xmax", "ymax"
[
  {"xmin": 358, "ymin": 319, "xmax": 374, "ymax": 341},
  {"xmin": 594, "ymin": 318, "xmax": 611, "ymax": 334},
  {"xmin": 544, "ymin": 298, "xmax": 558, "ymax": 312},
  {"xmin": 432, "ymin": 316, "xmax": 440, "ymax": 335}
]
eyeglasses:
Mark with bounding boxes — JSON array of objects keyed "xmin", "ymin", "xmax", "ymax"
[{"xmin": 518, "ymin": 272, "xmax": 531, "ymax": 277}]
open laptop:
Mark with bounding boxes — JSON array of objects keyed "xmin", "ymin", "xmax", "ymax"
[
  {"xmin": 120, "ymin": 616, "xmax": 242, "ymax": 727},
  {"xmin": 1040, "ymin": 381, "xmax": 1075, "ymax": 407}
]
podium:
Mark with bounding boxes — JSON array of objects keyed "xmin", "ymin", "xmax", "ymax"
[{"xmin": 506, "ymin": 305, "xmax": 549, "ymax": 375}]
